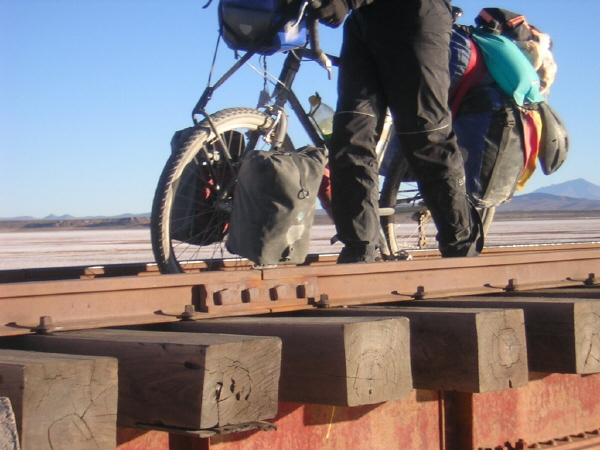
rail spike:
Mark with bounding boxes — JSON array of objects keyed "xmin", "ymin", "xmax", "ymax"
[{"xmin": 31, "ymin": 316, "xmax": 61, "ymax": 334}]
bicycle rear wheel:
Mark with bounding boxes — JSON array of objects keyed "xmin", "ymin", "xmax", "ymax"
[
  {"xmin": 151, "ymin": 107, "xmax": 289, "ymax": 273},
  {"xmin": 379, "ymin": 147, "xmax": 494, "ymax": 258},
  {"xmin": 378, "ymin": 148, "xmax": 430, "ymax": 259}
]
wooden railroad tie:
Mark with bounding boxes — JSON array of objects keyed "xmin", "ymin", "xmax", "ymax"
[
  {"xmin": 7, "ymin": 329, "xmax": 282, "ymax": 431},
  {"xmin": 159, "ymin": 316, "xmax": 413, "ymax": 407},
  {"xmin": 1, "ymin": 396, "xmax": 20, "ymax": 450},
  {"xmin": 288, "ymin": 307, "xmax": 529, "ymax": 393},
  {"xmin": 401, "ymin": 289, "xmax": 600, "ymax": 374},
  {"xmin": 0, "ymin": 350, "xmax": 118, "ymax": 450}
]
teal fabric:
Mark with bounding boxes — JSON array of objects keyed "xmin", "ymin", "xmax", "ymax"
[{"xmin": 471, "ymin": 29, "xmax": 545, "ymax": 106}]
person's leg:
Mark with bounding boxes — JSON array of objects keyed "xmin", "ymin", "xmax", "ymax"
[
  {"xmin": 328, "ymin": 13, "xmax": 386, "ymax": 262},
  {"xmin": 365, "ymin": 0, "xmax": 482, "ymax": 256}
]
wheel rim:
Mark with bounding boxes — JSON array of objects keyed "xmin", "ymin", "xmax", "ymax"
[{"xmin": 152, "ymin": 109, "xmax": 287, "ymax": 273}]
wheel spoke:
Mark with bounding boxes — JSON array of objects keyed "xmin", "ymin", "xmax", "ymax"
[{"xmin": 151, "ymin": 108, "xmax": 291, "ymax": 273}]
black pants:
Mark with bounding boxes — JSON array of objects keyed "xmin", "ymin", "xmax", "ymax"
[{"xmin": 329, "ymin": 0, "xmax": 482, "ymax": 257}]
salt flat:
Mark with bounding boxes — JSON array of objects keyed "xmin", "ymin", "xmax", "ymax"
[{"xmin": 1, "ymin": 217, "xmax": 598, "ymax": 270}]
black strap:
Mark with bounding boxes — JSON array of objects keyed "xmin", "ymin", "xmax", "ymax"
[{"xmin": 287, "ymin": 150, "xmax": 310, "ymax": 199}]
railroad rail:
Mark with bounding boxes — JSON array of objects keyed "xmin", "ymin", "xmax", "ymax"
[
  {"xmin": 1, "ymin": 242, "xmax": 600, "ymax": 450},
  {"xmin": 0, "ymin": 243, "xmax": 597, "ymax": 337}
]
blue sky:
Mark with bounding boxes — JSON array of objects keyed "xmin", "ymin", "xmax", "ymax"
[{"xmin": 1, "ymin": 0, "xmax": 598, "ymax": 218}]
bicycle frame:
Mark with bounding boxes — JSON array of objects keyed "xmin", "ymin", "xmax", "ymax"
[
  {"xmin": 191, "ymin": 42, "xmax": 397, "ymax": 170},
  {"xmin": 193, "ymin": 51, "xmax": 327, "ymax": 140},
  {"xmin": 151, "ymin": 3, "xmax": 500, "ymax": 272},
  {"xmin": 183, "ymin": 11, "xmax": 429, "ymax": 259}
]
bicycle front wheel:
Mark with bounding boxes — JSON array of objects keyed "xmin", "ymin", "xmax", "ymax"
[{"xmin": 151, "ymin": 107, "xmax": 288, "ymax": 273}]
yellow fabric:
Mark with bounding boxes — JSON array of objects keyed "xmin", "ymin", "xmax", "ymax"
[{"xmin": 516, "ymin": 109, "xmax": 543, "ymax": 190}]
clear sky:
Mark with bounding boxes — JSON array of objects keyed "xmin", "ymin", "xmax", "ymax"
[{"xmin": 1, "ymin": 0, "xmax": 598, "ymax": 218}]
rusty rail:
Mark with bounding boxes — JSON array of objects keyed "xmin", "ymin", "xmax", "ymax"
[
  {"xmin": 2, "ymin": 242, "xmax": 600, "ymax": 450},
  {"xmin": 1, "ymin": 242, "xmax": 598, "ymax": 337},
  {"xmin": 1, "ymin": 242, "xmax": 596, "ymax": 283}
]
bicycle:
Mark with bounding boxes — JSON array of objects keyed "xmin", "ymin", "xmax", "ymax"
[{"xmin": 150, "ymin": 2, "xmax": 492, "ymax": 274}]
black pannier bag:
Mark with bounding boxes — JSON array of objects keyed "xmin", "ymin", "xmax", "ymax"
[
  {"xmin": 219, "ymin": 0, "xmax": 307, "ymax": 55},
  {"xmin": 226, "ymin": 146, "xmax": 327, "ymax": 266},
  {"xmin": 453, "ymin": 86, "xmax": 525, "ymax": 208}
]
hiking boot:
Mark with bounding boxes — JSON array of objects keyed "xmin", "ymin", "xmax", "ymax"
[
  {"xmin": 337, "ymin": 245, "xmax": 381, "ymax": 264},
  {"xmin": 439, "ymin": 203, "xmax": 484, "ymax": 257}
]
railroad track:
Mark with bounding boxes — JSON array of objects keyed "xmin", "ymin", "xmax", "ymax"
[
  {"xmin": 1, "ymin": 242, "xmax": 599, "ymax": 450},
  {"xmin": 0, "ymin": 242, "xmax": 597, "ymax": 336}
]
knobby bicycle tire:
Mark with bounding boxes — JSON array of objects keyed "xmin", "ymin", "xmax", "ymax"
[
  {"xmin": 378, "ymin": 146, "xmax": 495, "ymax": 257},
  {"xmin": 151, "ymin": 107, "xmax": 291, "ymax": 273},
  {"xmin": 378, "ymin": 147, "xmax": 427, "ymax": 258}
]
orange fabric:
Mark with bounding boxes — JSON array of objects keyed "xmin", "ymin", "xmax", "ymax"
[
  {"xmin": 516, "ymin": 109, "xmax": 543, "ymax": 190},
  {"xmin": 318, "ymin": 165, "xmax": 333, "ymax": 219},
  {"xmin": 506, "ymin": 15, "xmax": 526, "ymax": 29},
  {"xmin": 478, "ymin": 10, "xmax": 494, "ymax": 23}
]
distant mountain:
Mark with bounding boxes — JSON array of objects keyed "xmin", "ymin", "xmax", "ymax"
[
  {"xmin": 3, "ymin": 216, "xmax": 37, "ymax": 221},
  {"xmin": 2, "ymin": 180, "xmax": 599, "ymax": 219},
  {"xmin": 0, "ymin": 212, "xmax": 151, "ymax": 221},
  {"xmin": 495, "ymin": 179, "xmax": 600, "ymax": 212},
  {"xmin": 115, "ymin": 213, "xmax": 151, "ymax": 218},
  {"xmin": 497, "ymin": 192, "xmax": 600, "ymax": 212},
  {"xmin": 0, "ymin": 216, "xmax": 151, "ymax": 231},
  {"xmin": 531, "ymin": 178, "xmax": 600, "ymax": 200},
  {"xmin": 43, "ymin": 214, "xmax": 76, "ymax": 220}
]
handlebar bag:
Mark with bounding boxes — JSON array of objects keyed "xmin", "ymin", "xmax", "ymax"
[
  {"xmin": 227, "ymin": 146, "xmax": 327, "ymax": 267},
  {"xmin": 219, "ymin": 0, "xmax": 307, "ymax": 55}
]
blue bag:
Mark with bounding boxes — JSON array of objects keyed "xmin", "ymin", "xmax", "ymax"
[{"xmin": 219, "ymin": 0, "xmax": 307, "ymax": 55}]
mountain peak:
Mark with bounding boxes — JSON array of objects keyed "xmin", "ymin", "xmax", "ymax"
[
  {"xmin": 532, "ymin": 179, "xmax": 600, "ymax": 200},
  {"xmin": 43, "ymin": 214, "xmax": 76, "ymax": 220}
]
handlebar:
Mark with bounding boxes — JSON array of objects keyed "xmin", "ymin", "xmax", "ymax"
[
  {"xmin": 297, "ymin": 0, "xmax": 333, "ymax": 78},
  {"xmin": 192, "ymin": 0, "xmax": 335, "ymax": 119},
  {"xmin": 308, "ymin": 21, "xmax": 333, "ymax": 78}
]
